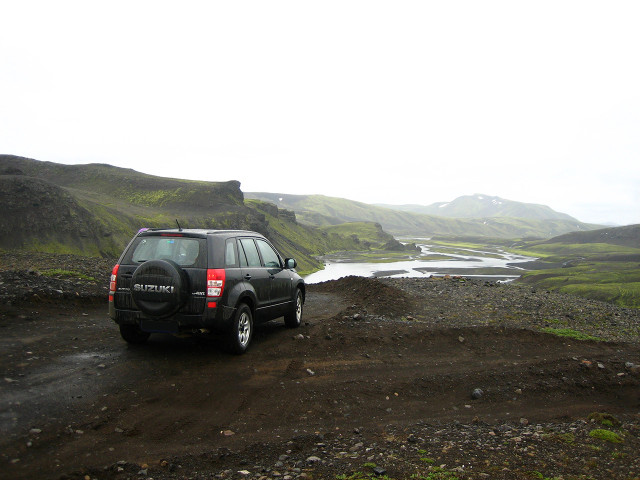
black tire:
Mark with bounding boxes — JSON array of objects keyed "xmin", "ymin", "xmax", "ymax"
[
  {"xmin": 119, "ymin": 324, "xmax": 150, "ymax": 344},
  {"xmin": 284, "ymin": 288, "xmax": 303, "ymax": 328},
  {"xmin": 130, "ymin": 259, "xmax": 188, "ymax": 318},
  {"xmin": 227, "ymin": 303, "xmax": 253, "ymax": 354}
]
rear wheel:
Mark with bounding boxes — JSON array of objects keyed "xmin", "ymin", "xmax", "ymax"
[
  {"xmin": 284, "ymin": 288, "xmax": 303, "ymax": 328},
  {"xmin": 227, "ymin": 303, "xmax": 253, "ymax": 354},
  {"xmin": 119, "ymin": 324, "xmax": 150, "ymax": 344}
]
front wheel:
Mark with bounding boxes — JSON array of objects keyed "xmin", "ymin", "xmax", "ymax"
[
  {"xmin": 284, "ymin": 289, "xmax": 303, "ymax": 328},
  {"xmin": 119, "ymin": 324, "xmax": 150, "ymax": 344},
  {"xmin": 227, "ymin": 303, "xmax": 253, "ymax": 354}
]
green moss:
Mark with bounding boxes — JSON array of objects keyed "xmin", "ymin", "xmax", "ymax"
[
  {"xmin": 589, "ymin": 429, "xmax": 623, "ymax": 443},
  {"xmin": 588, "ymin": 412, "xmax": 622, "ymax": 428},
  {"xmin": 541, "ymin": 328, "xmax": 603, "ymax": 342},
  {"xmin": 513, "ymin": 240, "xmax": 640, "ymax": 308}
]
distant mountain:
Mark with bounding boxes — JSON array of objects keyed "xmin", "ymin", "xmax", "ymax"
[
  {"xmin": 246, "ymin": 192, "xmax": 602, "ymax": 239},
  {"xmin": 376, "ymin": 194, "xmax": 578, "ymax": 221}
]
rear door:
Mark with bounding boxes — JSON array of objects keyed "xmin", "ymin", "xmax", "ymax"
[{"xmin": 238, "ymin": 237, "xmax": 271, "ymax": 315}]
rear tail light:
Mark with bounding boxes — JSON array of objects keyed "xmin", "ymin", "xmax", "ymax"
[
  {"xmin": 207, "ymin": 269, "xmax": 225, "ymax": 308},
  {"xmin": 109, "ymin": 264, "xmax": 120, "ymax": 302}
]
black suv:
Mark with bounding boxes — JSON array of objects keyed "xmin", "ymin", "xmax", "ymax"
[{"xmin": 108, "ymin": 228, "xmax": 305, "ymax": 353}]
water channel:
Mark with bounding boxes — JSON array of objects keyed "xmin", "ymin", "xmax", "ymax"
[{"xmin": 304, "ymin": 241, "xmax": 537, "ymax": 284}]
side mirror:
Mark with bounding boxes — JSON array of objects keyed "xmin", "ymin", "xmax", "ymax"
[{"xmin": 285, "ymin": 258, "xmax": 297, "ymax": 269}]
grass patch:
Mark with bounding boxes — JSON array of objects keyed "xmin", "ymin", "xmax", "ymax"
[
  {"xmin": 589, "ymin": 429, "xmax": 624, "ymax": 443},
  {"xmin": 526, "ymin": 472, "xmax": 563, "ymax": 480},
  {"xmin": 588, "ymin": 412, "xmax": 622, "ymax": 428},
  {"xmin": 513, "ymin": 240, "xmax": 640, "ymax": 308},
  {"xmin": 410, "ymin": 470, "xmax": 460, "ymax": 480},
  {"xmin": 541, "ymin": 328, "xmax": 603, "ymax": 342},
  {"xmin": 41, "ymin": 269, "xmax": 97, "ymax": 282}
]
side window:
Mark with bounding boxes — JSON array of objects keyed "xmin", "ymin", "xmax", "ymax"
[
  {"xmin": 239, "ymin": 238, "xmax": 262, "ymax": 267},
  {"xmin": 225, "ymin": 239, "xmax": 237, "ymax": 267},
  {"xmin": 256, "ymin": 239, "xmax": 281, "ymax": 268}
]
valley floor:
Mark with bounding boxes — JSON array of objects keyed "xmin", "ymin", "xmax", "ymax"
[{"xmin": 0, "ymin": 258, "xmax": 639, "ymax": 479}]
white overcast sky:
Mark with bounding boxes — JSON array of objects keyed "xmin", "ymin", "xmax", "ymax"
[{"xmin": 2, "ymin": 1, "xmax": 639, "ymax": 225}]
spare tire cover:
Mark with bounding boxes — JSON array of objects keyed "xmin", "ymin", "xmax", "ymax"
[{"xmin": 130, "ymin": 260, "xmax": 189, "ymax": 318}]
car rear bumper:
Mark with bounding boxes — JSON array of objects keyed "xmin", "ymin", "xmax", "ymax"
[{"xmin": 110, "ymin": 303, "xmax": 236, "ymax": 333}]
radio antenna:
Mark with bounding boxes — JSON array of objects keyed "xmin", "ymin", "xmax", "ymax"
[{"xmin": 175, "ymin": 219, "xmax": 183, "ymax": 231}]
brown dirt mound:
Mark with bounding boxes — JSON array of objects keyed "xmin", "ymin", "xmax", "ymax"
[{"xmin": 311, "ymin": 275, "xmax": 415, "ymax": 318}]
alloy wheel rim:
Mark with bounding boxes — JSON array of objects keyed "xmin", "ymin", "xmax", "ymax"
[
  {"xmin": 296, "ymin": 295, "xmax": 302, "ymax": 321},
  {"xmin": 238, "ymin": 312, "xmax": 251, "ymax": 346}
]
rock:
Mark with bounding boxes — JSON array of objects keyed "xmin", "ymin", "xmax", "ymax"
[
  {"xmin": 373, "ymin": 466, "xmax": 387, "ymax": 476},
  {"xmin": 349, "ymin": 442, "xmax": 363, "ymax": 452},
  {"xmin": 306, "ymin": 368, "xmax": 315, "ymax": 376},
  {"xmin": 306, "ymin": 456, "xmax": 321, "ymax": 464},
  {"xmin": 471, "ymin": 388, "xmax": 483, "ymax": 400}
]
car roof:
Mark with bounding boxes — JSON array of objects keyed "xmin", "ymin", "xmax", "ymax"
[{"xmin": 137, "ymin": 228, "xmax": 263, "ymax": 237}]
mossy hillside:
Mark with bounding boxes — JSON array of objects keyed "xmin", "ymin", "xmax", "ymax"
[
  {"xmin": 515, "ymin": 237, "xmax": 640, "ymax": 308},
  {"xmin": 319, "ymin": 222, "xmax": 397, "ymax": 249},
  {"xmin": 1, "ymin": 156, "xmax": 244, "ymax": 210},
  {"xmin": 1, "ymin": 157, "xmax": 370, "ymax": 271},
  {"xmin": 247, "ymin": 200, "xmax": 370, "ymax": 274}
]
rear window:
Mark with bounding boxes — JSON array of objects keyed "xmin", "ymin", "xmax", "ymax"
[{"xmin": 124, "ymin": 236, "xmax": 207, "ymax": 268}]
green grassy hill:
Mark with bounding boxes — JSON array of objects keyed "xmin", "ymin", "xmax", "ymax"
[
  {"xmin": 0, "ymin": 156, "xmax": 379, "ymax": 272},
  {"xmin": 514, "ymin": 225, "xmax": 640, "ymax": 308},
  {"xmin": 246, "ymin": 192, "xmax": 602, "ymax": 238}
]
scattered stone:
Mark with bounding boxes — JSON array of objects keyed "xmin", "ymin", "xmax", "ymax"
[{"xmin": 471, "ymin": 388, "xmax": 483, "ymax": 400}]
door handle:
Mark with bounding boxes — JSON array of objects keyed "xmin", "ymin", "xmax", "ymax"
[{"xmin": 244, "ymin": 274, "xmax": 252, "ymax": 280}]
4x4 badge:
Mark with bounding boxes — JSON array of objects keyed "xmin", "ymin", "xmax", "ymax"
[{"xmin": 133, "ymin": 284, "xmax": 175, "ymax": 294}]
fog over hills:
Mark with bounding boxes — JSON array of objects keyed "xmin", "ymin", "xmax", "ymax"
[
  {"xmin": 246, "ymin": 191, "xmax": 602, "ymax": 238},
  {"xmin": 376, "ymin": 193, "xmax": 579, "ymax": 222}
]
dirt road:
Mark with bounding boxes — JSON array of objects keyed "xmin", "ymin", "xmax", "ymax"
[{"xmin": 1, "ymin": 276, "xmax": 639, "ymax": 480}]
